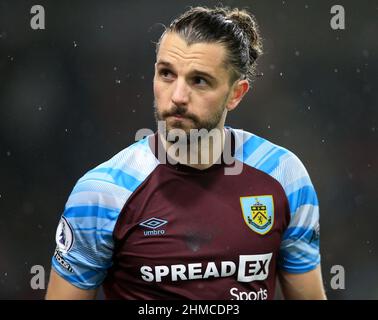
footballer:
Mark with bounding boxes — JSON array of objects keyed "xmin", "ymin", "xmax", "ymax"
[{"xmin": 46, "ymin": 6, "xmax": 326, "ymax": 300}]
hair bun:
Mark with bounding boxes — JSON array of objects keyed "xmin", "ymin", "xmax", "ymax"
[{"xmin": 226, "ymin": 9, "xmax": 263, "ymax": 62}]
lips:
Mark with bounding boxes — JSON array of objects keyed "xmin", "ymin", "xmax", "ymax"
[
  {"xmin": 163, "ymin": 111, "xmax": 195, "ymax": 122},
  {"xmin": 169, "ymin": 114, "xmax": 187, "ymax": 120}
]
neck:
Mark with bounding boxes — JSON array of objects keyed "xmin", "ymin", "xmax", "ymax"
[{"xmin": 159, "ymin": 127, "xmax": 226, "ymax": 170}]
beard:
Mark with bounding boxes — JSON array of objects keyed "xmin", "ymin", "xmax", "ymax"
[{"xmin": 153, "ymin": 99, "xmax": 227, "ymax": 142}]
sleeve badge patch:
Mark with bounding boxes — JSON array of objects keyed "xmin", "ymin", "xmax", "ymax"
[{"xmin": 55, "ymin": 216, "xmax": 74, "ymax": 253}]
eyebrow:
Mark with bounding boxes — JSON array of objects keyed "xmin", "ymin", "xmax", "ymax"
[{"xmin": 156, "ymin": 60, "xmax": 217, "ymax": 82}]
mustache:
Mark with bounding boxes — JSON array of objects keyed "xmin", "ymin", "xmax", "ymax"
[{"xmin": 160, "ymin": 105, "xmax": 198, "ymax": 122}]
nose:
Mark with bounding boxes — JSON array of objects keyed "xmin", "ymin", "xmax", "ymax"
[{"xmin": 171, "ymin": 78, "xmax": 190, "ymax": 106}]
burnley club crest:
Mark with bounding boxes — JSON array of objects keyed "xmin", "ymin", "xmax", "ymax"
[{"xmin": 240, "ymin": 195, "xmax": 274, "ymax": 235}]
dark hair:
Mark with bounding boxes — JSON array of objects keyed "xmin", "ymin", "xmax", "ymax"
[{"xmin": 156, "ymin": 6, "xmax": 263, "ymax": 84}]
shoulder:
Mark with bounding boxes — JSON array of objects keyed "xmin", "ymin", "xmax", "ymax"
[
  {"xmin": 231, "ymin": 128, "xmax": 317, "ymax": 208},
  {"xmin": 232, "ymin": 128, "xmax": 305, "ymax": 174},
  {"xmin": 64, "ymin": 136, "xmax": 159, "ymax": 220},
  {"xmin": 78, "ymin": 136, "xmax": 159, "ymax": 189}
]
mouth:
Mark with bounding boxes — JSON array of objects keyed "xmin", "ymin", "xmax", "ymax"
[{"xmin": 169, "ymin": 114, "xmax": 187, "ymax": 120}]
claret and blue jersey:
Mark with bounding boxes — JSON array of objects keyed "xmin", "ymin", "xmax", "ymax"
[{"xmin": 51, "ymin": 127, "xmax": 320, "ymax": 300}]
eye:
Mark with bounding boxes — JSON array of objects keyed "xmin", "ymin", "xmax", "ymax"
[
  {"xmin": 159, "ymin": 68, "xmax": 175, "ymax": 80},
  {"xmin": 193, "ymin": 76, "xmax": 208, "ymax": 87}
]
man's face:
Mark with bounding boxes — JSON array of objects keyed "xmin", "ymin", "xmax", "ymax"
[{"xmin": 153, "ymin": 32, "xmax": 234, "ymax": 135}]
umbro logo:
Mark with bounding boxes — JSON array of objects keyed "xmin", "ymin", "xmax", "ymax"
[
  {"xmin": 139, "ymin": 217, "xmax": 167, "ymax": 236},
  {"xmin": 140, "ymin": 217, "xmax": 168, "ymax": 229}
]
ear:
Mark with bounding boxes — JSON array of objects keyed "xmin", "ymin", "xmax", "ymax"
[{"xmin": 226, "ymin": 79, "xmax": 250, "ymax": 111}]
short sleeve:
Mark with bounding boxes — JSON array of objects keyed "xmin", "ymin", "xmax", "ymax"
[
  {"xmin": 51, "ymin": 177, "xmax": 126, "ymax": 289},
  {"xmin": 276, "ymin": 154, "xmax": 321, "ymax": 273}
]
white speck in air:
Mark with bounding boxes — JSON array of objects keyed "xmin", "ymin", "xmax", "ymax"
[
  {"xmin": 100, "ymin": 25, "xmax": 104, "ymax": 29},
  {"xmin": 132, "ymin": 109, "xmax": 136, "ymax": 113},
  {"xmin": 6, "ymin": 151, "xmax": 11, "ymax": 156},
  {"xmin": 307, "ymin": 106, "xmax": 311, "ymax": 111},
  {"xmin": 4, "ymin": 273, "xmax": 7, "ymax": 277},
  {"xmin": 115, "ymin": 79, "xmax": 121, "ymax": 84},
  {"xmin": 334, "ymin": 68, "xmax": 338, "ymax": 73},
  {"xmin": 8, "ymin": 56, "xmax": 14, "ymax": 61},
  {"xmin": 73, "ymin": 41, "xmax": 78, "ymax": 48},
  {"xmin": 321, "ymin": 139, "xmax": 325, "ymax": 143},
  {"xmin": 371, "ymin": 127, "xmax": 376, "ymax": 132},
  {"xmin": 38, "ymin": 106, "xmax": 43, "ymax": 111},
  {"xmin": 356, "ymin": 68, "xmax": 361, "ymax": 73},
  {"xmin": 295, "ymin": 50, "xmax": 300, "ymax": 56},
  {"xmin": 141, "ymin": 75, "xmax": 145, "ymax": 80},
  {"xmin": 366, "ymin": 240, "xmax": 370, "ymax": 245},
  {"xmin": 65, "ymin": 128, "xmax": 68, "ymax": 133},
  {"xmin": 305, "ymin": 4, "xmax": 309, "ymax": 9},
  {"xmin": 279, "ymin": 72, "xmax": 283, "ymax": 77},
  {"xmin": 267, "ymin": 124, "xmax": 271, "ymax": 129},
  {"xmin": 113, "ymin": 66, "xmax": 118, "ymax": 71}
]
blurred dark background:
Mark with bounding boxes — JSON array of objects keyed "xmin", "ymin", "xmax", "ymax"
[{"xmin": 0, "ymin": 0, "xmax": 377, "ymax": 299}]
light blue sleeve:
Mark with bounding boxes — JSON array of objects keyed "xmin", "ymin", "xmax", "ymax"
[
  {"xmin": 275, "ymin": 153, "xmax": 321, "ymax": 273},
  {"xmin": 52, "ymin": 137, "xmax": 159, "ymax": 289},
  {"xmin": 51, "ymin": 177, "xmax": 130, "ymax": 289},
  {"xmin": 50, "ymin": 137, "xmax": 162, "ymax": 288}
]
